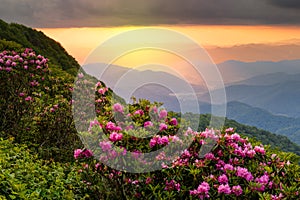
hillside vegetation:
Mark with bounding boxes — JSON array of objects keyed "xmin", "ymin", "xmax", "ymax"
[
  {"xmin": 0, "ymin": 19, "xmax": 80, "ymax": 76},
  {"xmin": 0, "ymin": 20, "xmax": 299, "ymax": 199}
]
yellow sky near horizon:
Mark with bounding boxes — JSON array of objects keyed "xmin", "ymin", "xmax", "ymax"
[{"xmin": 38, "ymin": 25, "xmax": 300, "ymax": 65}]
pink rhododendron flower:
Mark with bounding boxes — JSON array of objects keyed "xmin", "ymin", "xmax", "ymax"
[
  {"xmin": 98, "ymin": 88, "xmax": 107, "ymax": 95},
  {"xmin": 25, "ymin": 96, "xmax": 32, "ymax": 101},
  {"xmin": 96, "ymin": 81, "xmax": 102, "ymax": 87},
  {"xmin": 218, "ymin": 184, "xmax": 231, "ymax": 194},
  {"xmin": 247, "ymin": 149, "xmax": 256, "ymax": 158},
  {"xmin": 226, "ymin": 127, "xmax": 234, "ymax": 133},
  {"xmin": 126, "ymin": 125, "xmax": 134, "ymax": 130},
  {"xmin": 181, "ymin": 149, "xmax": 191, "ymax": 158},
  {"xmin": 150, "ymin": 136, "xmax": 158, "ymax": 148},
  {"xmin": 30, "ymin": 80, "xmax": 39, "ymax": 86},
  {"xmin": 113, "ymin": 103, "xmax": 124, "ymax": 113},
  {"xmin": 106, "ymin": 121, "xmax": 122, "ymax": 132},
  {"xmin": 89, "ymin": 119, "xmax": 101, "ymax": 131},
  {"xmin": 144, "ymin": 121, "xmax": 153, "ymax": 127},
  {"xmin": 78, "ymin": 73, "xmax": 84, "ymax": 78},
  {"xmin": 230, "ymin": 133, "xmax": 241, "ymax": 141},
  {"xmin": 204, "ymin": 153, "xmax": 215, "ymax": 160},
  {"xmin": 190, "ymin": 182, "xmax": 210, "ymax": 199},
  {"xmin": 109, "ymin": 132, "xmax": 123, "ymax": 142},
  {"xmin": 169, "ymin": 135, "xmax": 181, "ymax": 143},
  {"xmin": 5, "ymin": 60, "xmax": 11, "ymax": 66},
  {"xmin": 134, "ymin": 109, "xmax": 144, "ymax": 116},
  {"xmin": 74, "ymin": 149, "xmax": 83, "ymax": 159},
  {"xmin": 82, "ymin": 149, "xmax": 93, "ymax": 158},
  {"xmin": 99, "ymin": 141, "xmax": 112, "ymax": 151},
  {"xmin": 224, "ymin": 164, "xmax": 234, "ymax": 172},
  {"xmin": 159, "ymin": 123, "xmax": 168, "ymax": 131},
  {"xmin": 236, "ymin": 166, "xmax": 254, "ymax": 181},
  {"xmin": 232, "ymin": 185, "xmax": 243, "ymax": 196},
  {"xmin": 165, "ymin": 180, "xmax": 180, "ymax": 191},
  {"xmin": 145, "ymin": 177, "xmax": 152, "ymax": 184},
  {"xmin": 254, "ymin": 174, "xmax": 269, "ymax": 191},
  {"xmin": 218, "ymin": 174, "xmax": 228, "ymax": 184},
  {"xmin": 74, "ymin": 149, "xmax": 93, "ymax": 159},
  {"xmin": 158, "ymin": 136, "xmax": 169, "ymax": 145},
  {"xmin": 151, "ymin": 106, "xmax": 158, "ymax": 113},
  {"xmin": 156, "ymin": 151, "xmax": 166, "ymax": 160},
  {"xmin": 132, "ymin": 150, "xmax": 142, "ymax": 159},
  {"xmin": 159, "ymin": 109, "xmax": 168, "ymax": 119},
  {"xmin": 170, "ymin": 118, "xmax": 178, "ymax": 126},
  {"xmin": 271, "ymin": 193, "xmax": 284, "ymax": 200},
  {"xmin": 254, "ymin": 146, "xmax": 266, "ymax": 155}
]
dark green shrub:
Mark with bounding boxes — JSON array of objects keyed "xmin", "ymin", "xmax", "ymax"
[{"xmin": 0, "ymin": 138, "xmax": 90, "ymax": 200}]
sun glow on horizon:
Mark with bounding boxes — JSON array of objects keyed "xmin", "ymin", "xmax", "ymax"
[{"xmin": 38, "ymin": 25, "xmax": 300, "ymax": 65}]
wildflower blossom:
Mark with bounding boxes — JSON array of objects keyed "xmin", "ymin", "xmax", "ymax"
[
  {"xmin": 232, "ymin": 185, "xmax": 243, "ymax": 196},
  {"xmin": 218, "ymin": 174, "xmax": 228, "ymax": 184},
  {"xmin": 109, "ymin": 132, "xmax": 123, "ymax": 142},
  {"xmin": 159, "ymin": 109, "xmax": 168, "ymax": 119},
  {"xmin": 170, "ymin": 118, "xmax": 178, "ymax": 126},
  {"xmin": 113, "ymin": 103, "xmax": 124, "ymax": 113},
  {"xmin": 159, "ymin": 123, "xmax": 168, "ymax": 131},
  {"xmin": 144, "ymin": 121, "xmax": 153, "ymax": 127},
  {"xmin": 218, "ymin": 184, "xmax": 231, "ymax": 194},
  {"xmin": 190, "ymin": 182, "xmax": 210, "ymax": 199}
]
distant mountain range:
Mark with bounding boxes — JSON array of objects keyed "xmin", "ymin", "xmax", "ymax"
[
  {"xmin": 83, "ymin": 63, "xmax": 208, "ymax": 112},
  {"xmin": 83, "ymin": 60, "xmax": 300, "ymax": 117},
  {"xmin": 200, "ymin": 74, "xmax": 300, "ymax": 118},
  {"xmin": 83, "ymin": 61, "xmax": 300, "ymax": 145},
  {"xmin": 217, "ymin": 59, "xmax": 300, "ymax": 84},
  {"xmin": 226, "ymin": 102, "xmax": 300, "ymax": 145}
]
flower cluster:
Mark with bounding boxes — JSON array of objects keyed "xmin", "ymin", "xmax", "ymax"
[{"xmin": 72, "ymin": 94, "xmax": 299, "ymax": 199}]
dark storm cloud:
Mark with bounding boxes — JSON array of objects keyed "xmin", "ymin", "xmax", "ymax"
[
  {"xmin": 1, "ymin": 0, "xmax": 300, "ymax": 27},
  {"xmin": 267, "ymin": 0, "xmax": 300, "ymax": 9}
]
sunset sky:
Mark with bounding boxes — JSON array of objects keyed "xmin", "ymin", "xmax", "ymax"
[
  {"xmin": 1, "ymin": 0, "xmax": 300, "ymax": 66},
  {"xmin": 38, "ymin": 25, "xmax": 300, "ymax": 65}
]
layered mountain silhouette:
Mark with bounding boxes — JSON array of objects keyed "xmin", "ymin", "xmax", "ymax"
[{"xmin": 83, "ymin": 60, "xmax": 300, "ymax": 145}]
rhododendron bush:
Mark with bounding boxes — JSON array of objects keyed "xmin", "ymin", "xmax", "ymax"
[
  {"xmin": 1, "ymin": 49, "xmax": 299, "ymax": 199},
  {"xmin": 74, "ymin": 98, "xmax": 300, "ymax": 199},
  {"xmin": 0, "ymin": 49, "xmax": 81, "ymax": 161}
]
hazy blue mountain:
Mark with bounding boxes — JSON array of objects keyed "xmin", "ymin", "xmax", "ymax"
[
  {"xmin": 200, "ymin": 79, "xmax": 300, "ymax": 118},
  {"xmin": 228, "ymin": 72, "xmax": 300, "ymax": 86},
  {"xmin": 83, "ymin": 63, "xmax": 208, "ymax": 112},
  {"xmin": 225, "ymin": 101, "xmax": 300, "ymax": 145},
  {"xmin": 217, "ymin": 59, "xmax": 300, "ymax": 84}
]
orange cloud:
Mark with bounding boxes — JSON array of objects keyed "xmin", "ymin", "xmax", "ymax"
[{"xmin": 38, "ymin": 25, "xmax": 300, "ymax": 65}]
